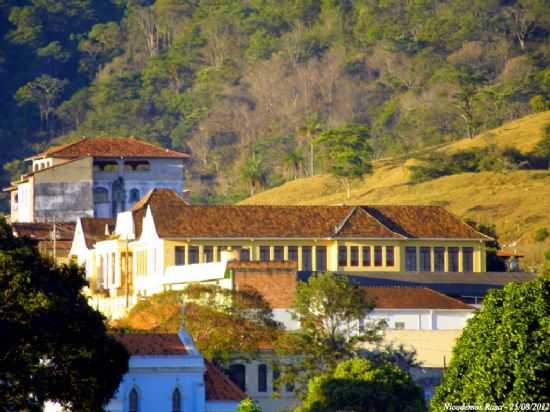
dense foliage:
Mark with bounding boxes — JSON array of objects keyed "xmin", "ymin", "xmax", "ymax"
[
  {"xmin": 0, "ymin": 217, "xmax": 129, "ymax": 411},
  {"xmin": 430, "ymin": 278, "xmax": 550, "ymax": 410},
  {"xmin": 297, "ymin": 357, "xmax": 425, "ymax": 412},
  {"xmin": 117, "ymin": 285, "xmax": 282, "ymax": 363},
  {"xmin": 1, "ymin": 0, "xmax": 549, "ymax": 206},
  {"xmin": 277, "ymin": 272, "xmax": 385, "ymax": 397}
]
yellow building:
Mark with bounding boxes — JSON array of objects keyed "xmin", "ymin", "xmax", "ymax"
[{"xmin": 70, "ymin": 189, "xmax": 491, "ymax": 317}]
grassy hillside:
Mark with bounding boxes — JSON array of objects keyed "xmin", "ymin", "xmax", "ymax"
[{"xmin": 241, "ymin": 112, "xmax": 550, "ymax": 269}]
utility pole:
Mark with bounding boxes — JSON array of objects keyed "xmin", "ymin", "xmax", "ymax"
[
  {"xmin": 52, "ymin": 216, "xmax": 57, "ymax": 262},
  {"xmin": 125, "ymin": 237, "xmax": 130, "ymax": 308}
]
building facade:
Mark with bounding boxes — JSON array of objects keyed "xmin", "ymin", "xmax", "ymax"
[{"xmin": 4, "ymin": 138, "xmax": 189, "ymax": 223}]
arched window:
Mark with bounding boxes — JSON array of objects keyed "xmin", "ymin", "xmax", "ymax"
[
  {"xmin": 228, "ymin": 364, "xmax": 246, "ymax": 392},
  {"xmin": 258, "ymin": 364, "xmax": 267, "ymax": 392},
  {"xmin": 93, "ymin": 187, "xmax": 109, "ymax": 204},
  {"xmin": 129, "ymin": 188, "xmax": 141, "ymax": 203},
  {"xmin": 129, "ymin": 387, "xmax": 138, "ymax": 412},
  {"xmin": 172, "ymin": 388, "xmax": 182, "ymax": 412}
]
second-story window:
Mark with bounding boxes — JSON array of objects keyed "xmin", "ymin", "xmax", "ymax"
[
  {"xmin": 302, "ymin": 246, "xmax": 312, "ymax": 270},
  {"xmin": 448, "ymin": 247, "xmax": 459, "ymax": 272},
  {"xmin": 374, "ymin": 246, "xmax": 382, "ymax": 266},
  {"xmin": 124, "ymin": 160, "xmax": 151, "ymax": 172},
  {"xmin": 419, "ymin": 247, "xmax": 431, "ymax": 271},
  {"xmin": 462, "ymin": 247, "xmax": 474, "ymax": 272},
  {"xmin": 204, "ymin": 246, "xmax": 214, "ymax": 263},
  {"xmin": 405, "ymin": 247, "xmax": 417, "ymax": 271},
  {"xmin": 386, "ymin": 246, "xmax": 395, "ymax": 267},
  {"xmin": 188, "ymin": 246, "xmax": 199, "ymax": 264},
  {"xmin": 434, "ymin": 247, "xmax": 445, "ymax": 272},
  {"xmin": 258, "ymin": 364, "xmax": 267, "ymax": 393},
  {"xmin": 350, "ymin": 246, "xmax": 359, "ymax": 266},
  {"xmin": 338, "ymin": 246, "xmax": 347, "ymax": 267},
  {"xmin": 287, "ymin": 246, "xmax": 298, "ymax": 262},
  {"xmin": 362, "ymin": 246, "xmax": 371, "ymax": 266},
  {"xmin": 316, "ymin": 246, "xmax": 327, "ymax": 271},
  {"xmin": 259, "ymin": 246, "xmax": 270, "ymax": 262},
  {"xmin": 129, "ymin": 188, "xmax": 140, "ymax": 203},
  {"xmin": 274, "ymin": 246, "xmax": 284, "ymax": 261},
  {"xmin": 240, "ymin": 248, "xmax": 250, "ymax": 261},
  {"xmin": 175, "ymin": 246, "xmax": 185, "ymax": 266}
]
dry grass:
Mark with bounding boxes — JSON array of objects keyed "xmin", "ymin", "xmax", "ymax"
[{"xmin": 241, "ymin": 111, "xmax": 550, "ymax": 267}]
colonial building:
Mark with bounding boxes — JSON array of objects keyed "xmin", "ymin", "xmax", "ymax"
[
  {"xmin": 45, "ymin": 329, "xmax": 245, "ymax": 412},
  {"xmin": 4, "ymin": 137, "xmax": 189, "ymax": 223}
]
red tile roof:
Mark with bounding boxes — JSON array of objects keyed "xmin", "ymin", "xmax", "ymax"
[
  {"xmin": 28, "ymin": 137, "xmax": 189, "ymax": 160},
  {"xmin": 113, "ymin": 333, "xmax": 188, "ymax": 356},
  {"xmin": 80, "ymin": 217, "xmax": 115, "ymax": 249},
  {"xmin": 11, "ymin": 222, "xmax": 75, "ymax": 241},
  {"xmin": 150, "ymin": 204, "xmax": 488, "ymax": 240},
  {"xmin": 205, "ymin": 360, "xmax": 247, "ymax": 401},
  {"xmin": 363, "ymin": 286, "xmax": 473, "ymax": 310}
]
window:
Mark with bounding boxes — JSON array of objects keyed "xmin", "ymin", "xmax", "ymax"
[
  {"xmin": 129, "ymin": 188, "xmax": 140, "ymax": 203},
  {"xmin": 172, "ymin": 388, "xmax": 181, "ymax": 412},
  {"xmin": 394, "ymin": 322, "xmax": 405, "ymax": 330},
  {"xmin": 462, "ymin": 247, "xmax": 473, "ymax": 272},
  {"xmin": 258, "ymin": 364, "xmax": 267, "ymax": 393},
  {"xmin": 362, "ymin": 246, "xmax": 371, "ymax": 266},
  {"xmin": 203, "ymin": 246, "xmax": 214, "ymax": 263},
  {"xmin": 287, "ymin": 246, "xmax": 298, "ymax": 262},
  {"xmin": 175, "ymin": 246, "xmax": 185, "ymax": 266},
  {"xmin": 240, "ymin": 248, "xmax": 250, "ymax": 261},
  {"xmin": 386, "ymin": 246, "xmax": 395, "ymax": 267},
  {"xmin": 94, "ymin": 160, "xmax": 118, "ymax": 172},
  {"xmin": 316, "ymin": 246, "xmax": 327, "ymax": 271},
  {"xmin": 274, "ymin": 246, "xmax": 284, "ymax": 261},
  {"xmin": 350, "ymin": 246, "xmax": 359, "ymax": 266},
  {"xmin": 434, "ymin": 247, "xmax": 445, "ymax": 272},
  {"xmin": 302, "ymin": 246, "xmax": 312, "ymax": 270},
  {"xmin": 405, "ymin": 247, "xmax": 417, "ymax": 271},
  {"xmin": 259, "ymin": 246, "xmax": 270, "ymax": 262},
  {"xmin": 286, "ymin": 381, "xmax": 295, "ymax": 393},
  {"xmin": 93, "ymin": 187, "xmax": 109, "ymax": 204},
  {"xmin": 129, "ymin": 388, "xmax": 138, "ymax": 412},
  {"xmin": 188, "ymin": 246, "xmax": 199, "ymax": 264},
  {"xmin": 272, "ymin": 369, "xmax": 280, "ymax": 393},
  {"xmin": 124, "ymin": 160, "xmax": 151, "ymax": 172},
  {"xmin": 448, "ymin": 247, "xmax": 459, "ymax": 272},
  {"xmin": 338, "ymin": 246, "xmax": 347, "ymax": 267},
  {"xmin": 229, "ymin": 364, "xmax": 246, "ymax": 392},
  {"xmin": 374, "ymin": 246, "xmax": 382, "ymax": 266},
  {"xmin": 419, "ymin": 247, "xmax": 431, "ymax": 271}
]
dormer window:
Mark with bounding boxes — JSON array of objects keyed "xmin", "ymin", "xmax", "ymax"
[{"xmin": 124, "ymin": 160, "xmax": 151, "ymax": 172}]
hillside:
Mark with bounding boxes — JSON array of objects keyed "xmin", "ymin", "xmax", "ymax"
[{"xmin": 241, "ymin": 112, "xmax": 550, "ymax": 268}]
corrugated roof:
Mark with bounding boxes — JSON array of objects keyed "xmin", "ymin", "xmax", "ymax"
[
  {"xmin": 28, "ymin": 137, "xmax": 189, "ymax": 160},
  {"xmin": 363, "ymin": 286, "xmax": 473, "ymax": 310},
  {"xmin": 113, "ymin": 333, "xmax": 188, "ymax": 356},
  {"xmin": 205, "ymin": 361, "xmax": 247, "ymax": 401},
  {"xmin": 150, "ymin": 204, "xmax": 487, "ymax": 240}
]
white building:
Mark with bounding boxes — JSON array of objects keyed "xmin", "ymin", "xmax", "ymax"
[
  {"xmin": 4, "ymin": 137, "xmax": 189, "ymax": 223},
  {"xmin": 45, "ymin": 329, "xmax": 245, "ymax": 412}
]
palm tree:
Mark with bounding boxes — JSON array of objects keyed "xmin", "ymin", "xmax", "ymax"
[
  {"xmin": 241, "ymin": 153, "xmax": 266, "ymax": 196},
  {"xmin": 297, "ymin": 113, "xmax": 323, "ymax": 176}
]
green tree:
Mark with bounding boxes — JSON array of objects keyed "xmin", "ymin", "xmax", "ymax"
[
  {"xmin": 430, "ymin": 278, "xmax": 550, "ymax": 410},
  {"xmin": 298, "ymin": 357, "xmax": 425, "ymax": 412},
  {"xmin": 314, "ymin": 124, "xmax": 373, "ymax": 199},
  {"xmin": 277, "ymin": 272, "xmax": 385, "ymax": 396},
  {"xmin": 540, "ymin": 251, "xmax": 550, "ymax": 278},
  {"xmin": 236, "ymin": 398, "xmax": 263, "ymax": 412},
  {"xmin": 0, "ymin": 217, "xmax": 129, "ymax": 411},
  {"xmin": 534, "ymin": 228, "xmax": 549, "ymax": 243},
  {"xmin": 241, "ymin": 153, "xmax": 267, "ymax": 196}
]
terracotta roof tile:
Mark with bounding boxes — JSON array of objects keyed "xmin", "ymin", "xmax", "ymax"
[
  {"xmin": 363, "ymin": 286, "xmax": 473, "ymax": 310},
  {"xmin": 150, "ymin": 203, "xmax": 487, "ymax": 240},
  {"xmin": 12, "ymin": 222, "xmax": 75, "ymax": 241},
  {"xmin": 205, "ymin": 361, "xmax": 247, "ymax": 401},
  {"xmin": 29, "ymin": 137, "xmax": 189, "ymax": 160},
  {"xmin": 80, "ymin": 218, "xmax": 115, "ymax": 249},
  {"xmin": 113, "ymin": 333, "xmax": 188, "ymax": 356}
]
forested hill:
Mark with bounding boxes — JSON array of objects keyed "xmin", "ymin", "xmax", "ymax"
[{"xmin": 1, "ymin": 0, "xmax": 549, "ymax": 209}]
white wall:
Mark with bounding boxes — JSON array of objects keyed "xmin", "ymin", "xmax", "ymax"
[
  {"xmin": 368, "ymin": 309, "xmax": 473, "ymax": 331},
  {"xmin": 17, "ymin": 182, "xmax": 33, "ymax": 222}
]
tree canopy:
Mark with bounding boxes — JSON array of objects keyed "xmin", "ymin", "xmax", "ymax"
[
  {"xmin": 297, "ymin": 357, "xmax": 425, "ymax": 412},
  {"xmin": 277, "ymin": 272, "xmax": 385, "ymax": 396},
  {"xmin": 430, "ymin": 278, "xmax": 550, "ymax": 409},
  {"xmin": 0, "ymin": 217, "xmax": 129, "ymax": 411}
]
